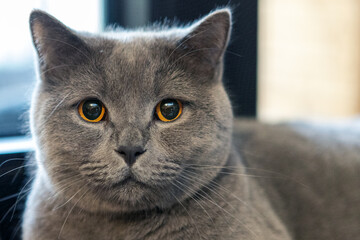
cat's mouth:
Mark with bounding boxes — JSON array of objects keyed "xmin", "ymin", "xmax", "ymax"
[{"xmin": 111, "ymin": 173, "xmax": 147, "ymax": 188}]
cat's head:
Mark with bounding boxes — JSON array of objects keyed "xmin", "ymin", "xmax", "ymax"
[{"xmin": 29, "ymin": 9, "xmax": 233, "ymax": 213}]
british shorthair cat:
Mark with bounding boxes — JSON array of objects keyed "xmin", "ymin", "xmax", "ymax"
[{"xmin": 23, "ymin": 8, "xmax": 360, "ymax": 240}]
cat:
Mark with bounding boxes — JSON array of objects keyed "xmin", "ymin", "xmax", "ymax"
[{"xmin": 22, "ymin": 8, "xmax": 360, "ymax": 240}]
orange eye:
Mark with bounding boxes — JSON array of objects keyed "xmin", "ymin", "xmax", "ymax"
[
  {"xmin": 156, "ymin": 99, "xmax": 182, "ymax": 122},
  {"xmin": 78, "ymin": 99, "xmax": 106, "ymax": 123}
]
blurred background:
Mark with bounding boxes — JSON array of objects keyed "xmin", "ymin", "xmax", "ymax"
[
  {"xmin": 1, "ymin": 0, "xmax": 359, "ymax": 138},
  {"xmin": 0, "ymin": 0, "xmax": 359, "ymax": 239}
]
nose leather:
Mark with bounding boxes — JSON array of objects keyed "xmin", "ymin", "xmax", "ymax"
[{"xmin": 115, "ymin": 146, "xmax": 146, "ymax": 166}]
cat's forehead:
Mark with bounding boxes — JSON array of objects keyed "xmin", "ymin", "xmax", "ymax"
[
  {"xmin": 70, "ymin": 34, "xmax": 200, "ymax": 111},
  {"xmin": 107, "ymin": 37, "xmax": 172, "ymax": 72}
]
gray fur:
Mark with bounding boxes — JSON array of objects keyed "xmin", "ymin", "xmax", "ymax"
[{"xmin": 23, "ymin": 9, "xmax": 360, "ymax": 240}]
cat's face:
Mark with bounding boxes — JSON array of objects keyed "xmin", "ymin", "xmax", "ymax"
[{"xmin": 30, "ymin": 9, "xmax": 233, "ymax": 212}]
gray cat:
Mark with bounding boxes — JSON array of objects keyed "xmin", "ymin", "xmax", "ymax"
[{"xmin": 23, "ymin": 8, "xmax": 360, "ymax": 240}]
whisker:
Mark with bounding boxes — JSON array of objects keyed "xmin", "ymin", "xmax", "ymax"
[
  {"xmin": 10, "ymin": 165, "xmax": 24, "ymax": 184},
  {"xmin": 45, "ymin": 174, "xmax": 83, "ymax": 201},
  {"xmin": 179, "ymin": 171, "xmax": 260, "ymax": 239},
  {"xmin": 53, "ymin": 184, "xmax": 84, "ymax": 210},
  {"xmin": 0, "ymin": 191, "xmax": 29, "ymax": 223},
  {"xmin": 0, "ymin": 158, "xmax": 27, "ymax": 168},
  {"xmin": 182, "ymin": 169, "xmax": 266, "ymax": 220},
  {"xmin": 10, "ymin": 176, "xmax": 35, "ymax": 221},
  {"xmin": 183, "ymin": 164, "xmax": 310, "ymax": 189},
  {"xmin": 10, "ymin": 220, "xmax": 22, "ymax": 240},
  {"xmin": 0, "ymin": 164, "xmax": 35, "ymax": 179},
  {"xmin": 224, "ymin": 50, "xmax": 243, "ymax": 58},
  {"xmin": 171, "ymin": 179, "xmax": 215, "ymax": 226},
  {"xmin": 0, "ymin": 191, "xmax": 31, "ymax": 202},
  {"xmin": 57, "ymin": 185, "xmax": 89, "ymax": 239},
  {"xmin": 175, "ymin": 175, "xmax": 235, "ymax": 233},
  {"xmin": 168, "ymin": 187, "xmax": 203, "ymax": 239},
  {"xmin": 42, "ymin": 92, "xmax": 72, "ymax": 125}
]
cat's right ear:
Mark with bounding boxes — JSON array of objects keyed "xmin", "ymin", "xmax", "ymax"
[{"xmin": 29, "ymin": 10, "xmax": 90, "ymax": 68}]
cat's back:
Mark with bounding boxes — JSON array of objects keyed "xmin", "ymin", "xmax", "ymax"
[
  {"xmin": 232, "ymin": 118, "xmax": 360, "ymax": 239},
  {"xmin": 233, "ymin": 118, "xmax": 360, "ymax": 164}
]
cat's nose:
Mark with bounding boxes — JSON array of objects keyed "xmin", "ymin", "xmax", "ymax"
[{"xmin": 115, "ymin": 146, "xmax": 146, "ymax": 166}]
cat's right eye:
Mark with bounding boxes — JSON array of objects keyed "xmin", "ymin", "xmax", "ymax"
[{"xmin": 78, "ymin": 99, "xmax": 106, "ymax": 123}]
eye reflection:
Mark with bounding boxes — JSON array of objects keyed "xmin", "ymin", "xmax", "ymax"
[
  {"xmin": 156, "ymin": 99, "xmax": 182, "ymax": 122},
  {"xmin": 78, "ymin": 99, "xmax": 106, "ymax": 122}
]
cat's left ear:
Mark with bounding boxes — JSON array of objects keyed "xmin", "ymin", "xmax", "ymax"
[{"xmin": 178, "ymin": 9, "xmax": 232, "ymax": 68}]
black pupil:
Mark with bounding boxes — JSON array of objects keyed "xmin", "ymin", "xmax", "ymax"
[
  {"xmin": 82, "ymin": 100, "xmax": 102, "ymax": 120},
  {"xmin": 160, "ymin": 99, "xmax": 179, "ymax": 120}
]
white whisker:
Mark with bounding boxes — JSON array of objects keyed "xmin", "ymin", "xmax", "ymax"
[{"xmin": 57, "ymin": 186, "xmax": 89, "ymax": 239}]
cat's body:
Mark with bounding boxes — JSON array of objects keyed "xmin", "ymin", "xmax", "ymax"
[
  {"xmin": 23, "ymin": 9, "xmax": 360, "ymax": 240},
  {"xmin": 234, "ymin": 120, "xmax": 360, "ymax": 240}
]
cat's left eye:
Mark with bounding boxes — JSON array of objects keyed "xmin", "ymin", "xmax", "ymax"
[
  {"xmin": 78, "ymin": 99, "xmax": 106, "ymax": 123},
  {"xmin": 156, "ymin": 99, "xmax": 183, "ymax": 122}
]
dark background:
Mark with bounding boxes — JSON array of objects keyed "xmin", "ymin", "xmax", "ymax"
[{"xmin": 0, "ymin": 0, "xmax": 257, "ymax": 239}]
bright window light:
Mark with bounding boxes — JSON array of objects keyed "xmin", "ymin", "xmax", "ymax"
[{"xmin": 0, "ymin": 0, "xmax": 103, "ymax": 137}]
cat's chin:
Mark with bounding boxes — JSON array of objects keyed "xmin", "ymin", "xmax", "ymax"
[{"xmin": 80, "ymin": 176, "xmax": 169, "ymax": 212}]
